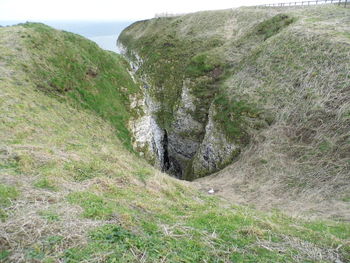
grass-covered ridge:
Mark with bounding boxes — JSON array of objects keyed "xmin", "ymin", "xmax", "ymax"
[
  {"xmin": 20, "ymin": 22, "xmax": 140, "ymax": 150},
  {"xmin": 198, "ymin": 5, "xmax": 350, "ymax": 216},
  {"xmin": 0, "ymin": 13, "xmax": 349, "ymax": 263}
]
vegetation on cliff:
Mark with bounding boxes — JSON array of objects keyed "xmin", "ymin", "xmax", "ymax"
[
  {"xmin": 118, "ymin": 4, "xmax": 350, "ymax": 217},
  {"xmin": 0, "ymin": 7, "xmax": 349, "ymax": 263},
  {"xmin": 20, "ymin": 22, "xmax": 140, "ymax": 150},
  {"xmin": 118, "ymin": 8, "xmax": 302, "ymax": 179}
]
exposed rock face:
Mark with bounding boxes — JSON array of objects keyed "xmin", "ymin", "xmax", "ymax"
[
  {"xmin": 166, "ymin": 81, "xmax": 204, "ymax": 177},
  {"xmin": 122, "ymin": 42, "xmax": 168, "ymax": 171},
  {"xmin": 119, "ymin": 42, "xmax": 240, "ymax": 180},
  {"xmin": 128, "ymin": 93, "xmax": 166, "ymax": 170},
  {"xmin": 118, "ymin": 44, "xmax": 143, "ymax": 72},
  {"xmin": 190, "ymin": 104, "xmax": 240, "ymax": 180}
]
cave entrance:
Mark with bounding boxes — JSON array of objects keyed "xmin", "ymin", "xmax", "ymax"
[
  {"xmin": 161, "ymin": 129, "xmax": 189, "ymax": 180},
  {"xmin": 162, "ymin": 129, "xmax": 170, "ymax": 171}
]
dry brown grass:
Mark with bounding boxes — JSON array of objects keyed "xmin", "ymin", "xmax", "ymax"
[
  {"xmin": 257, "ymin": 235, "xmax": 345, "ymax": 263},
  {"xmin": 194, "ymin": 5, "xmax": 350, "ymax": 220},
  {"xmin": 197, "ymin": 122, "xmax": 350, "ymax": 220},
  {"xmin": 0, "ymin": 173, "xmax": 104, "ymax": 262}
]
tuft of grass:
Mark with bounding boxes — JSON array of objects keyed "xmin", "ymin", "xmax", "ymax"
[
  {"xmin": 0, "ymin": 250, "xmax": 10, "ymax": 261},
  {"xmin": 39, "ymin": 210, "xmax": 60, "ymax": 222},
  {"xmin": 33, "ymin": 178, "xmax": 58, "ymax": 191},
  {"xmin": 0, "ymin": 184, "xmax": 18, "ymax": 207},
  {"xmin": 342, "ymin": 196, "xmax": 350, "ymax": 202},
  {"xmin": 64, "ymin": 160, "xmax": 101, "ymax": 182},
  {"xmin": 254, "ymin": 14, "xmax": 295, "ymax": 40},
  {"xmin": 67, "ymin": 191, "xmax": 114, "ymax": 220},
  {"xmin": 213, "ymin": 95, "xmax": 263, "ymax": 143},
  {"xmin": 186, "ymin": 52, "xmax": 223, "ymax": 77},
  {"xmin": 0, "ymin": 184, "xmax": 19, "ymax": 221},
  {"xmin": 133, "ymin": 167, "xmax": 153, "ymax": 183},
  {"xmin": 303, "ymin": 220, "xmax": 350, "ymax": 241}
]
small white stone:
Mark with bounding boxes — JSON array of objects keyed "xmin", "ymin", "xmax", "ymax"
[{"xmin": 208, "ymin": 188, "xmax": 215, "ymax": 194}]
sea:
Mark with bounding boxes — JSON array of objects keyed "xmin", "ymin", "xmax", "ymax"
[{"xmin": 0, "ymin": 20, "xmax": 134, "ymax": 53}]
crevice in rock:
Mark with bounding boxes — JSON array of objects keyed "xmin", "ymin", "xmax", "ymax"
[
  {"xmin": 161, "ymin": 129, "xmax": 187, "ymax": 179},
  {"xmin": 161, "ymin": 129, "xmax": 170, "ymax": 172},
  {"xmin": 120, "ymin": 46, "xmax": 240, "ymax": 181},
  {"xmin": 161, "ymin": 130, "xmax": 183, "ymax": 179}
]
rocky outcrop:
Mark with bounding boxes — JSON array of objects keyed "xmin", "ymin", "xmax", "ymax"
[
  {"xmin": 118, "ymin": 42, "xmax": 241, "ymax": 180},
  {"xmin": 120, "ymin": 42, "xmax": 168, "ymax": 171},
  {"xmin": 128, "ymin": 92, "xmax": 166, "ymax": 170},
  {"xmin": 190, "ymin": 104, "xmax": 240, "ymax": 180},
  {"xmin": 166, "ymin": 81, "xmax": 204, "ymax": 177}
]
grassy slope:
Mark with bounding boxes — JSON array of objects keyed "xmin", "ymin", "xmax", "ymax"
[
  {"xmin": 199, "ymin": 6, "xmax": 350, "ymax": 218},
  {"xmin": 119, "ymin": 5, "xmax": 350, "ymax": 214},
  {"xmin": 20, "ymin": 23, "xmax": 140, "ymax": 151},
  {"xmin": 0, "ymin": 22, "xmax": 349, "ymax": 262}
]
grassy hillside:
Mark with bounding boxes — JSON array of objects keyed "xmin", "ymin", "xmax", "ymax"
[
  {"xmin": 18, "ymin": 22, "xmax": 140, "ymax": 150},
  {"xmin": 199, "ymin": 6, "xmax": 350, "ymax": 218},
  {"xmin": 119, "ymin": 5, "xmax": 350, "ymax": 216},
  {"xmin": 0, "ymin": 19, "xmax": 349, "ymax": 263}
]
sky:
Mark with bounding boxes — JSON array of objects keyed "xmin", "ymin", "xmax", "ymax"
[
  {"xmin": 0, "ymin": 0, "xmax": 291, "ymax": 21},
  {"xmin": 0, "ymin": 0, "xmax": 292, "ymax": 52}
]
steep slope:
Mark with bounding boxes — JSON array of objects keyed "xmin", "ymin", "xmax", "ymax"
[
  {"xmin": 0, "ymin": 22, "xmax": 349, "ymax": 262},
  {"xmin": 16, "ymin": 22, "xmax": 140, "ymax": 150},
  {"xmin": 118, "ymin": 5, "xmax": 350, "ymax": 218},
  {"xmin": 118, "ymin": 8, "xmax": 296, "ymax": 179},
  {"xmin": 196, "ymin": 6, "xmax": 350, "ymax": 218}
]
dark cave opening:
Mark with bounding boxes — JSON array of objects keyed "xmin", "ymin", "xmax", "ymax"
[
  {"xmin": 162, "ymin": 129, "xmax": 170, "ymax": 172},
  {"xmin": 161, "ymin": 129, "xmax": 184, "ymax": 179}
]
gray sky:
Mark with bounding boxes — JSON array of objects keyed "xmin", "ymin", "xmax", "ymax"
[{"xmin": 0, "ymin": 0, "xmax": 291, "ymax": 21}]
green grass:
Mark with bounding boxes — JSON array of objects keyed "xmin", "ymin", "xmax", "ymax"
[
  {"xmin": 0, "ymin": 250, "xmax": 10, "ymax": 262},
  {"xmin": 59, "ymin": 191, "xmax": 350, "ymax": 262},
  {"xmin": 303, "ymin": 220, "xmax": 350, "ymax": 241},
  {"xmin": 133, "ymin": 167, "xmax": 153, "ymax": 183},
  {"xmin": 34, "ymin": 178, "xmax": 58, "ymax": 191},
  {"xmin": 0, "ymin": 184, "xmax": 19, "ymax": 221},
  {"xmin": 21, "ymin": 22, "xmax": 140, "ymax": 151},
  {"xmin": 0, "ymin": 184, "xmax": 18, "ymax": 207},
  {"xmin": 1, "ymin": 9, "xmax": 350, "ymax": 263},
  {"xmin": 64, "ymin": 160, "xmax": 103, "ymax": 182},
  {"xmin": 342, "ymin": 196, "xmax": 350, "ymax": 202},
  {"xmin": 213, "ymin": 95, "xmax": 263, "ymax": 143},
  {"xmin": 67, "ymin": 191, "xmax": 115, "ymax": 220},
  {"xmin": 254, "ymin": 14, "xmax": 295, "ymax": 40},
  {"xmin": 39, "ymin": 210, "xmax": 60, "ymax": 222},
  {"xmin": 186, "ymin": 52, "xmax": 223, "ymax": 77}
]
